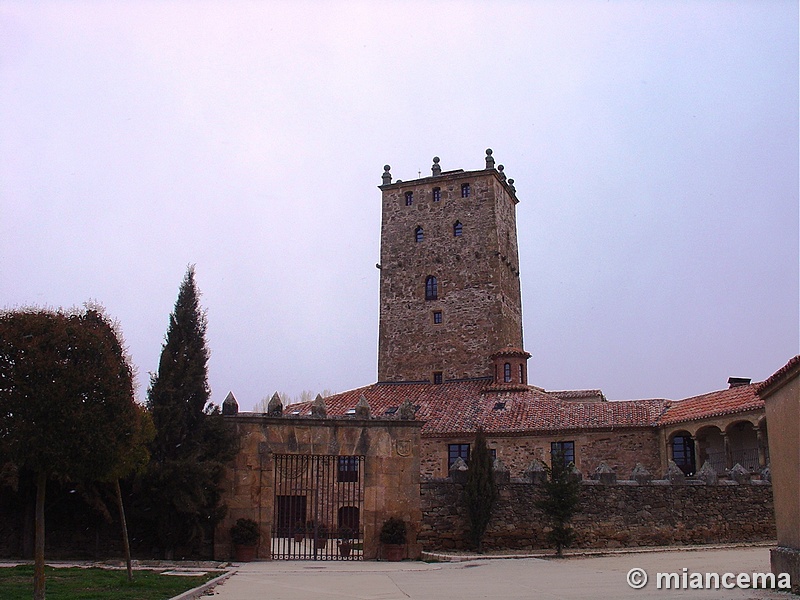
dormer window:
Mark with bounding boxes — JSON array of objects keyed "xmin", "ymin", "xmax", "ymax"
[
  {"xmin": 405, "ymin": 191, "xmax": 414, "ymax": 206},
  {"xmin": 425, "ymin": 276, "xmax": 438, "ymax": 301},
  {"xmin": 461, "ymin": 183, "xmax": 470, "ymax": 198},
  {"xmin": 415, "ymin": 226, "xmax": 424, "ymax": 243},
  {"xmin": 453, "ymin": 221, "xmax": 463, "ymax": 237}
]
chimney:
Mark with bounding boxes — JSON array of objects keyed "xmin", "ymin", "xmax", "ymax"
[{"xmin": 727, "ymin": 377, "xmax": 751, "ymax": 388}]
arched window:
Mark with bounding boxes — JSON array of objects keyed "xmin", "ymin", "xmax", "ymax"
[
  {"xmin": 672, "ymin": 434, "xmax": 696, "ymax": 475},
  {"xmin": 415, "ymin": 226, "xmax": 424, "ymax": 243},
  {"xmin": 453, "ymin": 221, "xmax": 463, "ymax": 237},
  {"xmin": 425, "ymin": 276, "xmax": 438, "ymax": 301},
  {"xmin": 503, "ymin": 363, "xmax": 511, "ymax": 383}
]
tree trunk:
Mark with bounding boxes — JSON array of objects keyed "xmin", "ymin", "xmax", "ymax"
[
  {"xmin": 114, "ymin": 479, "xmax": 133, "ymax": 582},
  {"xmin": 34, "ymin": 471, "xmax": 46, "ymax": 600}
]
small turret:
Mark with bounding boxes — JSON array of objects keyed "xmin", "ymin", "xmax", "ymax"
[{"xmin": 222, "ymin": 391, "xmax": 238, "ymax": 416}]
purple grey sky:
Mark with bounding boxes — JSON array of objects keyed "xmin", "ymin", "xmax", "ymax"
[{"xmin": 1, "ymin": 2, "xmax": 797, "ymax": 410}]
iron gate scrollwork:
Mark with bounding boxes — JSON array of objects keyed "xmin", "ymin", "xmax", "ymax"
[{"xmin": 272, "ymin": 454, "xmax": 364, "ymax": 560}]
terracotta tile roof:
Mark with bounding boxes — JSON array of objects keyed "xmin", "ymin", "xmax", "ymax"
[
  {"xmin": 547, "ymin": 389, "xmax": 607, "ymax": 402},
  {"xmin": 289, "ymin": 380, "xmax": 668, "ymax": 436},
  {"xmin": 658, "ymin": 383, "xmax": 764, "ymax": 425},
  {"xmin": 490, "ymin": 347, "xmax": 531, "ymax": 358},
  {"xmin": 756, "ymin": 355, "xmax": 800, "ymax": 397}
]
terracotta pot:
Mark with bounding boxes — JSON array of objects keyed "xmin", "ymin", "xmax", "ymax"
[
  {"xmin": 234, "ymin": 544, "xmax": 257, "ymax": 562},
  {"xmin": 383, "ymin": 543, "xmax": 405, "ymax": 561}
]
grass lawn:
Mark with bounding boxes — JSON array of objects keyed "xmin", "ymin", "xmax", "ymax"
[{"xmin": 0, "ymin": 564, "xmax": 221, "ymax": 600}]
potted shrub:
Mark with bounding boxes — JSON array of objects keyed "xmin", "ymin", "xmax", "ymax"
[
  {"xmin": 293, "ymin": 520, "xmax": 306, "ymax": 543},
  {"xmin": 314, "ymin": 523, "xmax": 329, "ymax": 550},
  {"xmin": 338, "ymin": 526, "xmax": 354, "ymax": 558},
  {"xmin": 380, "ymin": 517, "xmax": 407, "ymax": 561},
  {"xmin": 230, "ymin": 518, "xmax": 260, "ymax": 562}
]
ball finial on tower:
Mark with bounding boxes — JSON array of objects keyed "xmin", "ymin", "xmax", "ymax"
[
  {"xmin": 431, "ymin": 156, "xmax": 441, "ymax": 176},
  {"xmin": 485, "ymin": 148, "xmax": 495, "ymax": 169},
  {"xmin": 382, "ymin": 164, "xmax": 392, "ymax": 185}
]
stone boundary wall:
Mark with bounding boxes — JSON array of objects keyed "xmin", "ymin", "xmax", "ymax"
[{"xmin": 420, "ymin": 480, "xmax": 775, "ymax": 551}]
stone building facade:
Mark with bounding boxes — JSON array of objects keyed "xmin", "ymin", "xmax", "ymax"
[
  {"xmin": 757, "ymin": 356, "xmax": 800, "ymax": 592},
  {"xmin": 291, "ymin": 151, "xmax": 773, "ymax": 485},
  {"xmin": 377, "ymin": 152, "xmax": 524, "ymax": 383},
  {"xmin": 220, "ymin": 151, "xmax": 781, "ymax": 559},
  {"xmin": 215, "ymin": 408, "xmax": 422, "ymax": 561}
]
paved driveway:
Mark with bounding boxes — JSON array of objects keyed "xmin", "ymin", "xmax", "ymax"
[{"xmin": 208, "ymin": 547, "xmax": 791, "ymax": 599}]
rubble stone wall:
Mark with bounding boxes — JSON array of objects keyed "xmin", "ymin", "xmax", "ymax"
[
  {"xmin": 421, "ymin": 428, "xmax": 661, "ymax": 480},
  {"xmin": 420, "ymin": 479, "xmax": 775, "ymax": 551}
]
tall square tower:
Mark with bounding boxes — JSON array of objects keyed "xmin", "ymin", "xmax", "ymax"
[{"xmin": 377, "ymin": 150, "xmax": 526, "ymax": 383}]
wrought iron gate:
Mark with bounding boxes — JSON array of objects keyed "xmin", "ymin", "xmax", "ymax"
[{"xmin": 272, "ymin": 454, "xmax": 365, "ymax": 560}]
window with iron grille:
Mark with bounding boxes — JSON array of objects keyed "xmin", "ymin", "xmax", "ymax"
[
  {"xmin": 461, "ymin": 183, "xmax": 470, "ymax": 198},
  {"xmin": 405, "ymin": 191, "xmax": 413, "ymax": 206},
  {"xmin": 433, "ymin": 371, "xmax": 443, "ymax": 384},
  {"xmin": 415, "ymin": 226, "xmax": 423, "ymax": 242},
  {"xmin": 433, "ymin": 187, "xmax": 441, "ymax": 201},
  {"xmin": 433, "ymin": 311, "xmax": 442, "ymax": 324},
  {"xmin": 453, "ymin": 221, "xmax": 463, "ymax": 237},
  {"xmin": 337, "ymin": 456, "xmax": 360, "ymax": 482}
]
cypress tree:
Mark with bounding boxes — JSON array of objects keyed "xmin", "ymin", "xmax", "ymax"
[
  {"xmin": 141, "ymin": 266, "xmax": 237, "ymax": 558},
  {"xmin": 535, "ymin": 449, "xmax": 581, "ymax": 556},
  {"xmin": 464, "ymin": 427, "xmax": 497, "ymax": 553}
]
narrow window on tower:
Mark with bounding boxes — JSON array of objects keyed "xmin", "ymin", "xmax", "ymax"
[
  {"xmin": 405, "ymin": 191, "xmax": 413, "ymax": 206},
  {"xmin": 461, "ymin": 183, "xmax": 470, "ymax": 198},
  {"xmin": 415, "ymin": 226, "xmax": 424, "ymax": 243},
  {"xmin": 503, "ymin": 362, "xmax": 512, "ymax": 383},
  {"xmin": 433, "ymin": 372, "xmax": 443, "ymax": 384},
  {"xmin": 519, "ymin": 364, "xmax": 525, "ymax": 384},
  {"xmin": 425, "ymin": 276, "xmax": 438, "ymax": 301},
  {"xmin": 433, "ymin": 311, "xmax": 442, "ymax": 324},
  {"xmin": 433, "ymin": 187, "xmax": 441, "ymax": 202},
  {"xmin": 453, "ymin": 221, "xmax": 463, "ymax": 237}
]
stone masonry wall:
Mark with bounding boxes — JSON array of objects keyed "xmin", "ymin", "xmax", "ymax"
[
  {"xmin": 217, "ymin": 415, "xmax": 422, "ymax": 560},
  {"xmin": 420, "ymin": 480, "xmax": 775, "ymax": 551},
  {"xmin": 421, "ymin": 428, "xmax": 662, "ymax": 480},
  {"xmin": 378, "ymin": 167, "xmax": 523, "ymax": 383}
]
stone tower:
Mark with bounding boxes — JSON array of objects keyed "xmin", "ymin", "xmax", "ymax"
[{"xmin": 377, "ymin": 150, "xmax": 528, "ymax": 384}]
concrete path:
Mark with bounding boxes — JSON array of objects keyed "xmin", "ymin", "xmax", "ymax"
[{"xmin": 207, "ymin": 547, "xmax": 792, "ymax": 599}]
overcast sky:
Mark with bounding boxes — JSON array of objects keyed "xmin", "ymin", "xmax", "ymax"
[{"xmin": 1, "ymin": 1, "xmax": 797, "ymax": 409}]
